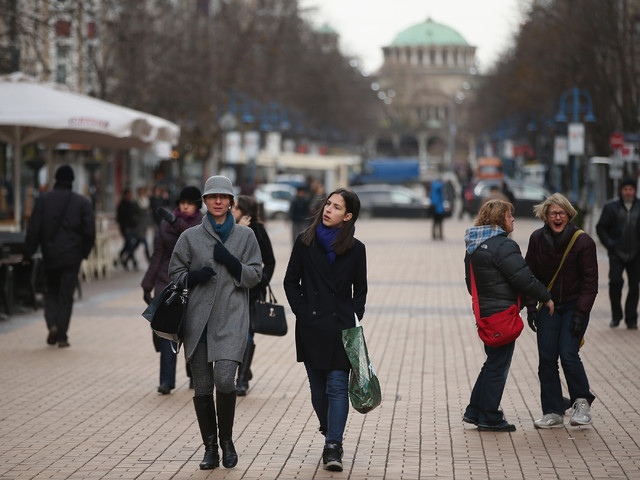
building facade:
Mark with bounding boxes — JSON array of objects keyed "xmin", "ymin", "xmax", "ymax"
[{"xmin": 371, "ymin": 18, "xmax": 478, "ymax": 172}]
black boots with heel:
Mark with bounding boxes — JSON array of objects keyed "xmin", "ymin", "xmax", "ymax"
[
  {"xmin": 192, "ymin": 396, "xmax": 220, "ymax": 470},
  {"xmin": 236, "ymin": 343, "xmax": 255, "ymax": 396},
  {"xmin": 216, "ymin": 390, "xmax": 238, "ymax": 468}
]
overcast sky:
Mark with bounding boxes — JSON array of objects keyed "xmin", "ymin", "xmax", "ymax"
[{"xmin": 299, "ymin": 0, "xmax": 529, "ymax": 74}]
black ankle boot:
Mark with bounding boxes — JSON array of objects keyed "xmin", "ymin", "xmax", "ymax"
[
  {"xmin": 192, "ymin": 396, "xmax": 219, "ymax": 470},
  {"xmin": 216, "ymin": 390, "xmax": 238, "ymax": 468},
  {"xmin": 236, "ymin": 343, "xmax": 255, "ymax": 396}
]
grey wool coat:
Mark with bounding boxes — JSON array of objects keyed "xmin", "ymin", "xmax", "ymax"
[{"xmin": 169, "ymin": 215, "xmax": 262, "ymax": 363}]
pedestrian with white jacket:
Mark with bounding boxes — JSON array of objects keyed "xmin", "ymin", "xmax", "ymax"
[{"xmin": 169, "ymin": 176, "xmax": 262, "ymax": 471}]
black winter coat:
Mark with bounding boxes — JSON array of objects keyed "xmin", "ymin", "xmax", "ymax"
[
  {"xmin": 250, "ymin": 222, "xmax": 275, "ymax": 302},
  {"xmin": 596, "ymin": 197, "xmax": 640, "ymax": 262},
  {"xmin": 24, "ymin": 184, "xmax": 95, "ymax": 269},
  {"xmin": 284, "ymin": 235, "xmax": 367, "ymax": 370},
  {"xmin": 465, "ymin": 233, "xmax": 550, "ymax": 317},
  {"xmin": 525, "ymin": 223, "xmax": 598, "ymax": 320}
]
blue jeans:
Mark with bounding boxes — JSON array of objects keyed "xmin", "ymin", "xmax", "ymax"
[
  {"xmin": 464, "ymin": 340, "xmax": 516, "ymax": 426},
  {"xmin": 304, "ymin": 364, "xmax": 349, "ymax": 444},
  {"xmin": 536, "ymin": 302, "xmax": 595, "ymax": 414}
]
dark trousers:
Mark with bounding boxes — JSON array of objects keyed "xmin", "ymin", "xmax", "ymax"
[
  {"xmin": 608, "ymin": 253, "xmax": 640, "ymax": 326},
  {"xmin": 536, "ymin": 302, "xmax": 595, "ymax": 414},
  {"xmin": 119, "ymin": 231, "xmax": 138, "ymax": 268},
  {"xmin": 158, "ymin": 337, "xmax": 177, "ymax": 388},
  {"xmin": 465, "ymin": 340, "xmax": 515, "ymax": 426},
  {"xmin": 432, "ymin": 213, "xmax": 445, "ymax": 240},
  {"xmin": 44, "ymin": 264, "xmax": 80, "ymax": 342}
]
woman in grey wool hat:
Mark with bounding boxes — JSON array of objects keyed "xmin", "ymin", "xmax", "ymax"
[{"xmin": 169, "ymin": 175, "xmax": 262, "ymax": 470}]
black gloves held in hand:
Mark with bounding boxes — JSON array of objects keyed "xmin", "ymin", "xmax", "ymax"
[
  {"xmin": 527, "ymin": 311, "xmax": 537, "ymax": 332},
  {"xmin": 187, "ymin": 266, "xmax": 216, "ymax": 286},
  {"xmin": 157, "ymin": 207, "xmax": 177, "ymax": 225},
  {"xmin": 569, "ymin": 315, "xmax": 586, "ymax": 337},
  {"xmin": 143, "ymin": 289, "xmax": 153, "ymax": 305},
  {"xmin": 214, "ymin": 243, "xmax": 242, "ymax": 281}
]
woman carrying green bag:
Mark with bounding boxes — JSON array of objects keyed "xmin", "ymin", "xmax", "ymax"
[{"xmin": 284, "ymin": 188, "xmax": 368, "ymax": 473}]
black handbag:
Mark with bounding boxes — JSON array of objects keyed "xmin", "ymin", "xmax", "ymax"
[
  {"xmin": 142, "ymin": 275, "xmax": 189, "ymax": 349},
  {"xmin": 251, "ymin": 284, "xmax": 287, "ymax": 336}
]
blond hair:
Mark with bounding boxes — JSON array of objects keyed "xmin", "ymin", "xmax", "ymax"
[
  {"xmin": 533, "ymin": 193, "xmax": 576, "ymax": 223},
  {"xmin": 474, "ymin": 199, "xmax": 514, "ymax": 230}
]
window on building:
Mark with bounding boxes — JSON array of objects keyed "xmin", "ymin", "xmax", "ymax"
[
  {"xmin": 55, "ymin": 20, "xmax": 71, "ymax": 37},
  {"xmin": 57, "ymin": 44, "xmax": 70, "ymax": 59},
  {"xmin": 453, "ymin": 50, "xmax": 458, "ymax": 66},
  {"xmin": 56, "ymin": 63, "xmax": 67, "ymax": 84},
  {"xmin": 396, "ymin": 49, "xmax": 401, "ymax": 61},
  {"xmin": 430, "ymin": 50, "xmax": 435, "ymax": 65},
  {"xmin": 406, "ymin": 48, "xmax": 411, "ymax": 63},
  {"xmin": 87, "ymin": 21, "xmax": 97, "ymax": 38},
  {"xmin": 417, "ymin": 49, "xmax": 423, "ymax": 65},
  {"xmin": 441, "ymin": 50, "xmax": 448, "ymax": 65}
]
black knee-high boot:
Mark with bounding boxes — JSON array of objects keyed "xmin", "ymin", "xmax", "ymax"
[
  {"xmin": 192, "ymin": 396, "xmax": 220, "ymax": 470},
  {"xmin": 216, "ymin": 391, "xmax": 238, "ymax": 468},
  {"xmin": 236, "ymin": 343, "xmax": 255, "ymax": 396}
]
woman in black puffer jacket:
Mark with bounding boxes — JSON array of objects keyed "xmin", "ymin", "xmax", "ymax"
[{"xmin": 463, "ymin": 199, "xmax": 554, "ymax": 432}]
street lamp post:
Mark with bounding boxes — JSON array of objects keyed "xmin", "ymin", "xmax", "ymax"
[{"xmin": 555, "ymin": 87, "xmax": 596, "ymax": 202}]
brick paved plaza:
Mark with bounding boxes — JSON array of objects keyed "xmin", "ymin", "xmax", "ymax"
[{"xmin": 1, "ymin": 216, "xmax": 639, "ymax": 479}]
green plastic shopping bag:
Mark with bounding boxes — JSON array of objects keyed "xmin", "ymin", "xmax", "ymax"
[{"xmin": 341, "ymin": 317, "xmax": 382, "ymax": 414}]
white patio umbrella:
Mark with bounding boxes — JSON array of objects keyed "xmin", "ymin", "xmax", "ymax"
[{"xmin": 0, "ymin": 72, "xmax": 180, "ymax": 225}]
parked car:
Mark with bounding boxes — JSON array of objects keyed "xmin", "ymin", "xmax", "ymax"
[
  {"xmin": 350, "ymin": 184, "xmax": 431, "ymax": 218},
  {"xmin": 254, "ymin": 183, "xmax": 296, "ymax": 219},
  {"xmin": 463, "ymin": 179, "xmax": 551, "ymax": 218}
]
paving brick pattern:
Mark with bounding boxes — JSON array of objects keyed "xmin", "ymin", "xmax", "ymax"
[{"xmin": 1, "ymin": 217, "xmax": 639, "ymax": 479}]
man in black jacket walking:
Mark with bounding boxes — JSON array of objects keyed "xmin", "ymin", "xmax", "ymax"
[
  {"xmin": 23, "ymin": 165, "xmax": 95, "ymax": 347},
  {"xmin": 596, "ymin": 177, "xmax": 640, "ymax": 329}
]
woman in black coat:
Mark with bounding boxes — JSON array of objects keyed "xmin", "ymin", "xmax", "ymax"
[
  {"xmin": 231, "ymin": 195, "xmax": 276, "ymax": 396},
  {"xmin": 141, "ymin": 186, "xmax": 203, "ymax": 394},
  {"xmin": 284, "ymin": 188, "xmax": 367, "ymax": 473}
]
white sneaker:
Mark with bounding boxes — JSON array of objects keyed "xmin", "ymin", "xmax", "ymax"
[
  {"xmin": 570, "ymin": 398, "xmax": 592, "ymax": 426},
  {"xmin": 534, "ymin": 413, "xmax": 564, "ymax": 429}
]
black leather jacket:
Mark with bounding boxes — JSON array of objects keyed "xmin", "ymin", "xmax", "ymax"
[
  {"xmin": 596, "ymin": 197, "xmax": 640, "ymax": 262},
  {"xmin": 465, "ymin": 233, "xmax": 550, "ymax": 317}
]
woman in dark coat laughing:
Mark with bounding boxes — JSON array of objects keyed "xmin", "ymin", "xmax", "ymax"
[{"xmin": 284, "ymin": 188, "xmax": 367, "ymax": 473}]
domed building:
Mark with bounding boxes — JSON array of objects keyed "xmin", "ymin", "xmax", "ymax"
[{"xmin": 371, "ymin": 18, "xmax": 478, "ymax": 171}]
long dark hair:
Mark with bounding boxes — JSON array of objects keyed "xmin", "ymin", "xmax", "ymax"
[
  {"xmin": 301, "ymin": 188, "xmax": 360, "ymax": 255},
  {"xmin": 235, "ymin": 195, "xmax": 261, "ymax": 224}
]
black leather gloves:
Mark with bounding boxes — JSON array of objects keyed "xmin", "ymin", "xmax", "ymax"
[
  {"xmin": 157, "ymin": 207, "xmax": 177, "ymax": 225},
  {"xmin": 214, "ymin": 243, "xmax": 242, "ymax": 281},
  {"xmin": 143, "ymin": 289, "xmax": 152, "ymax": 305},
  {"xmin": 527, "ymin": 311, "xmax": 537, "ymax": 332},
  {"xmin": 187, "ymin": 266, "xmax": 216, "ymax": 286},
  {"xmin": 569, "ymin": 315, "xmax": 586, "ymax": 337}
]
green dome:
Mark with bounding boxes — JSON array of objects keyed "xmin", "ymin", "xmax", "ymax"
[{"xmin": 391, "ymin": 18, "xmax": 468, "ymax": 47}]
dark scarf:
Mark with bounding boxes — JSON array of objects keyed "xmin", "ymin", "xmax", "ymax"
[
  {"xmin": 207, "ymin": 210, "xmax": 233, "ymax": 243},
  {"xmin": 165, "ymin": 208, "xmax": 201, "ymax": 234},
  {"xmin": 316, "ymin": 222, "xmax": 340, "ymax": 264}
]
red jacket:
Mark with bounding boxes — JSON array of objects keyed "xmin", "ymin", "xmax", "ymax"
[{"xmin": 525, "ymin": 223, "xmax": 598, "ymax": 319}]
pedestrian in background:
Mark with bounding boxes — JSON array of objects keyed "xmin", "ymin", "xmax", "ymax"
[
  {"xmin": 596, "ymin": 177, "xmax": 640, "ymax": 329},
  {"xmin": 430, "ymin": 177, "xmax": 447, "ymax": 240},
  {"xmin": 134, "ymin": 186, "xmax": 152, "ymax": 262},
  {"xmin": 23, "ymin": 165, "xmax": 95, "ymax": 348},
  {"xmin": 289, "ymin": 185, "xmax": 311, "ymax": 243},
  {"xmin": 463, "ymin": 199, "xmax": 553, "ymax": 432},
  {"xmin": 231, "ymin": 195, "xmax": 276, "ymax": 396},
  {"xmin": 169, "ymin": 176, "xmax": 262, "ymax": 470},
  {"xmin": 141, "ymin": 186, "xmax": 203, "ymax": 395},
  {"xmin": 526, "ymin": 193, "xmax": 598, "ymax": 429},
  {"xmin": 284, "ymin": 188, "xmax": 367, "ymax": 472},
  {"xmin": 116, "ymin": 188, "xmax": 139, "ymax": 270}
]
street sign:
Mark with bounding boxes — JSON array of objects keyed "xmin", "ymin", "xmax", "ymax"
[
  {"xmin": 610, "ymin": 132, "xmax": 625, "ymax": 149},
  {"xmin": 568, "ymin": 123, "xmax": 585, "ymax": 155},
  {"xmin": 554, "ymin": 136, "xmax": 569, "ymax": 165}
]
